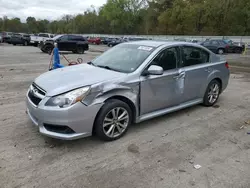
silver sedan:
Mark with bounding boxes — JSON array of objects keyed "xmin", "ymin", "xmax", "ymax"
[{"xmin": 26, "ymin": 41, "xmax": 230, "ymax": 141}]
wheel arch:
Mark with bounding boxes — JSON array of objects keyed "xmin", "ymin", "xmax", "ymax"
[
  {"xmin": 213, "ymin": 77, "xmax": 222, "ymax": 93},
  {"xmin": 92, "ymin": 94, "xmax": 138, "ymax": 134}
]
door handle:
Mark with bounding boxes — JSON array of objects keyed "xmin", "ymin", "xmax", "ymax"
[{"xmin": 173, "ymin": 72, "xmax": 185, "ymax": 79}]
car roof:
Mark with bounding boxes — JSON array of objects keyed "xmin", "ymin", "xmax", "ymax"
[{"xmin": 125, "ymin": 40, "xmax": 204, "ymax": 48}]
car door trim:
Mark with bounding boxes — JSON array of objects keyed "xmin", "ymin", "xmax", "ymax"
[{"xmin": 137, "ymin": 98, "xmax": 203, "ymax": 123}]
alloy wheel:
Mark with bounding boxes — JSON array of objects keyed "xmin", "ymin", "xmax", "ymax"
[
  {"xmin": 103, "ymin": 107, "xmax": 129, "ymax": 138},
  {"xmin": 208, "ymin": 83, "xmax": 220, "ymax": 104},
  {"xmin": 218, "ymin": 49, "xmax": 224, "ymax": 54}
]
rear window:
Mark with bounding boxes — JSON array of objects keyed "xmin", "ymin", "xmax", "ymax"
[{"xmin": 39, "ymin": 34, "xmax": 49, "ymax": 37}]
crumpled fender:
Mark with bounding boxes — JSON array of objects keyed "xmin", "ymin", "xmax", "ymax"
[{"xmin": 83, "ymin": 82, "xmax": 140, "ymax": 116}]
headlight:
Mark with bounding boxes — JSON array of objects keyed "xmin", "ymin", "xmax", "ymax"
[{"xmin": 45, "ymin": 87, "xmax": 90, "ymax": 108}]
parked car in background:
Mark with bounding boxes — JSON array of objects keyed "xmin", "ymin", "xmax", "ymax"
[
  {"xmin": 223, "ymin": 39, "xmax": 245, "ymax": 53},
  {"xmin": 101, "ymin": 37, "xmax": 114, "ymax": 45},
  {"xmin": 107, "ymin": 38, "xmax": 124, "ymax": 47},
  {"xmin": 201, "ymin": 39, "xmax": 243, "ymax": 54},
  {"xmin": 30, "ymin": 33, "xmax": 54, "ymax": 46},
  {"xmin": 9, "ymin": 33, "xmax": 31, "ymax": 46},
  {"xmin": 88, "ymin": 37, "xmax": 101, "ymax": 45},
  {"xmin": 26, "ymin": 41, "xmax": 229, "ymax": 141},
  {"xmin": 1, "ymin": 32, "xmax": 13, "ymax": 43},
  {"xmin": 39, "ymin": 34, "xmax": 89, "ymax": 54}
]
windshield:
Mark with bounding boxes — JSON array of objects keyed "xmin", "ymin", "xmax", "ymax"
[
  {"xmin": 52, "ymin": 35, "xmax": 63, "ymax": 40},
  {"xmin": 92, "ymin": 43, "xmax": 155, "ymax": 73}
]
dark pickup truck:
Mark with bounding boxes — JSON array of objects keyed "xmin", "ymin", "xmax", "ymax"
[{"xmin": 39, "ymin": 34, "xmax": 89, "ymax": 54}]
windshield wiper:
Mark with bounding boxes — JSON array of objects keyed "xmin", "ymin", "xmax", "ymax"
[
  {"xmin": 96, "ymin": 65, "xmax": 111, "ymax": 70},
  {"xmin": 87, "ymin": 61, "xmax": 95, "ymax": 66},
  {"xmin": 96, "ymin": 65, "xmax": 120, "ymax": 72}
]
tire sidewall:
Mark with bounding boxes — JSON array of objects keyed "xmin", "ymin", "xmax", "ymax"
[
  {"xmin": 203, "ymin": 80, "xmax": 221, "ymax": 106},
  {"xmin": 94, "ymin": 99, "xmax": 132, "ymax": 141},
  {"xmin": 45, "ymin": 45, "xmax": 53, "ymax": 54},
  {"xmin": 77, "ymin": 46, "xmax": 84, "ymax": 54}
]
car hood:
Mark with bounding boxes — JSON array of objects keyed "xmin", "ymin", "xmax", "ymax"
[{"xmin": 34, "ymin": 64, "xmax": 126, "ymax": 96}]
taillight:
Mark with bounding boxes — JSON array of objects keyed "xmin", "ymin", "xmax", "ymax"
[{"xmin": 225, "ymin": 62, "xmax": 229, "ymax": 69}]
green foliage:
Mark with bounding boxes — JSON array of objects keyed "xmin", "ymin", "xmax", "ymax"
[{"xmin": 1, "ymin": 0, "xmax": 250, "ymax": 35}]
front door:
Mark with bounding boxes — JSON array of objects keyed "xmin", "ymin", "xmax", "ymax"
[
  {"xmin": 57, "ymin": 35, "xmax": 69, "ymax": 51},
  {"xmin": 179, "ymin": 45, "xmax": 211, "ymax": 103},
  {"xmin": 140, "ymin": 47, "xmax": 184, "ymax": 115}
]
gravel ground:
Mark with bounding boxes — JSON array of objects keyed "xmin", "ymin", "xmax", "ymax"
[{"xmin": 1, "ymin": 44, "xmax": 250, "ymax": 188}]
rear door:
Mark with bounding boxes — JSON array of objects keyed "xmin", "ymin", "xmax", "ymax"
[{"xmin": 179, "ymin": 45, "xmax": 211, "ymax": 103}]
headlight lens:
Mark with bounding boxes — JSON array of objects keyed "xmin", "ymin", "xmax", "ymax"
[{"xmin": 45, "ymin": 86, "xmax": 90, "ymax": 108}]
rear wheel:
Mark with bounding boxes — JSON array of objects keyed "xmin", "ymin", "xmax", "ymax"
[
  {"xmin": 77, "ymin": 46, "xmax": 84, "ymax": 54},
  {"xmin": 235, "ymin": 48, "xmax": 242, "ymax": 54},
  {"xmin": 203, "ymin": 80, "xmax": 221, "ymax": 106},
  {"xmin": 94, "ymin": 99, "xmax": 132, "ymax": 141}
]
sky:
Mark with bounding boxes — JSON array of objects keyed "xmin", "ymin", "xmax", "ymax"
[{"xmin": 0, "ymin": 0, "xmax": 106, "ymax": 22}]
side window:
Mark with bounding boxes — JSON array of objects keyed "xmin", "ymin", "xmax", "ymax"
[
  {"xmin": 68, "ymin": 35, "xmax": 76, "ymax": 41},
  {"xmin": 181, "ymin": 46, "xmax": 209, "ymax": 67},
  {"xmin": 211, "ymin": 40, "xmax": 219, "ymax": 45},
  {"xmin": 59, "ymin": 35, "xmax": 68, "ymax": 41},
  {"xmin": 203, "ymin": 41, "xmax": 210, "ymax": 45},
  {"xmin": 151, "ymin": 47, "xmax": 178, "ymax": 71}
]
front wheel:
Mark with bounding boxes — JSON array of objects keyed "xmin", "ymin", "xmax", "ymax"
[
  {"xmin": 217, "ymin": 48, "xmax": 224, "ymax": 55},
  {"xmin": 203, "ymin": 80, "xmax": 221, "ymax": 106},
  {"xmin": 94, "ymin": 99, "xmax": 132, "ymax": 141}
]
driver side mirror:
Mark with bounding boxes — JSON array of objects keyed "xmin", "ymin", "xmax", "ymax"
[{"xmin": 142, "ymin": 65, "xmax": 163, "ymax": 76}]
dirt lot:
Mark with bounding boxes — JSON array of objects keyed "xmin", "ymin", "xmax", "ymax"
[{"xmin": 1, "ymin": 44, "xmax": 250, "ymax": 188}]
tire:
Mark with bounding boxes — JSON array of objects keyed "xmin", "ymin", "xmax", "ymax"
[
  {"xmin": 77, "ymin": 46, "xmax": 84, "ymax": 54},
  {"xmin": 13, "ymin": 44, "xmax": 16, "ymax": 46},
  {"xmin": 44, "ymin": 45, "xmax": 53, "ymax": 54},
  {"xmin": 72, "ymin": 50, "xmax": 77, "ymax": 54},
  {"xmin": 217, "ymin": 48, "xmax": 224, "ymax": 55},
  {"xmin": 94, "ymin": 99, "xmax": 132, "ymax": 141},
  {"xmin": 235, "ymin": 48, "xmax": 242, "ymax": 54},
  {"xmin": 203, "ymin": 79, "xmax": 221, "ymax": 106}
]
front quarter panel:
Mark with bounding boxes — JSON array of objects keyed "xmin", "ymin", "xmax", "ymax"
[{"xmin": 83, "ymin": 79, "xmax": 140, "ymax": 118}]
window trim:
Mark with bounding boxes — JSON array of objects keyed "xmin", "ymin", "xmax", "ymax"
[
  {"xmin": 179, "ymin": 45, "xmax": 211, "ymax": 68},
  {"xmin": 141, "ymin": 46, "xmax": 180, "ymax": 75}
]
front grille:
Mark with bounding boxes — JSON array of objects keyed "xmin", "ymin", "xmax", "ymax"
[
  {"xmin": 28, "ymin": 91, "xmax": 42, "ymax": 106},
  {"xmin": 44, "ymin": 124, "xmax": 75, "ymax": 134},
  {"xmin": 28, "ymin": 83, "xmax": 46, "ymax": 106}
]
